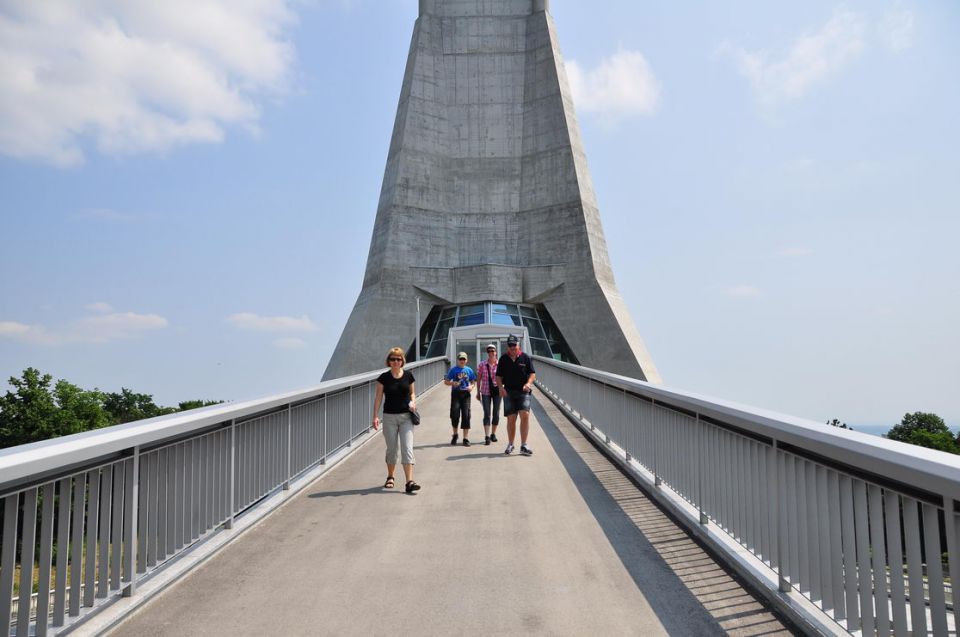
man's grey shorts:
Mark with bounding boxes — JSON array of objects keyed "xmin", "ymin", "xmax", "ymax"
[{"xmin": 503, "ymin": 390, "xmax": 531, "ymax": 416}]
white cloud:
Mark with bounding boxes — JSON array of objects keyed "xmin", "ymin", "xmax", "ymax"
[
  {"xmin": 0, "ymin": 0, "xmax": 298, "ymax": 166},
  {"xmin": 723, "ymin": 285, "xmax": 762, "ymax": 298},
  {"xmin": 0, "ymin": 321, "xmax": 56, "ymax": 345},
  {"xmin": 227, "ymin": 313, "xmax": 319, "ymax": 333},
  {"xmin": 0, "ymin": 311, "xmax": 168, "ymax": 345},
  {"xmin": 273, "ymin": 337, "xmax": 307, "ymax": 350},
  {"xmin": 0, "ymin": 322, "xmax": 30, "ymax": 337},
  {"xmin": 777, "ymin": 247, "xmax": 813, "ymax": 258},
  {"xmin": 567, "ymin": 49, "xmax": 660, "ymax": 120},
  {"xmin": 74, "ymin": 312, "xmax": 168, "ymax": 342},
  {"xmin": 720, "ymin": 10, "xmax": 866, "ymax": 104},
  {"xmin": 85, "ymin": 301, "xmax": 114, "ymax": 313},
  {"xmin": 878, "ymin": 8, "xmax": 914, "ymax": 52}
]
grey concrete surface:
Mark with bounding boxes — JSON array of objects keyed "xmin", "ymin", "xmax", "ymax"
[
  {"xmin": 108, "ymin": 388, "xmax": 796, "ymax": 637},
  {"xmin": 325, "ymin": 0, "xmax": 661, "ymax": 383}
]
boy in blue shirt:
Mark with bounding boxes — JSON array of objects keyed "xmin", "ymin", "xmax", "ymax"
[{"xmin": 445, "ymin": 352, "xmax": 477, "ymax": 446}]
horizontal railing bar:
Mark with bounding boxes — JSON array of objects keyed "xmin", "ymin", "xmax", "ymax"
[
  {"xmin": 698, "ymin": 413, "xmax": 774, "ymax": 446},
  {"xmin": 778, "ymin": 441, "xmax": 943, "ymax": 508},
  {"xmin": 535, "ymin": 356, "xmax": 960, "ymax": 501},
  {"xmin": 0, "ymin": 451, "xmax": 130, "ymax": 500},
  {"xmin": 138, "ymin": 421, "xmax": 232, "ymax": 456},
  {"xmin": 0, "ymin": 357, "xmax": 445, "ymax": 490},
  {"xmin": 232, "ymin": 396, "xmax": 330, "ymax": 426}
]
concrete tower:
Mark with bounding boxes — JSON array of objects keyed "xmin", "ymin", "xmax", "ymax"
[{"xmin": 324, "ymin": 0, "xmax": 661, "ymax": 383}]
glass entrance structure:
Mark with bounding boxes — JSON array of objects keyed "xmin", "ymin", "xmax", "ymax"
[{"xmin": 409, "ymin": 301, "xmax": 578, "ymax": 363}]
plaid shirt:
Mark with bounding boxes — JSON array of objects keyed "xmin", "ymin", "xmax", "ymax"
[{"xmin": 476, "ymin": 359, "xmax": 498, "ymax": 395}]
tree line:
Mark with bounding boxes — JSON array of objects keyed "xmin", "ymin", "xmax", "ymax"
[
  {"xmin": 0, "ymin": 368, "xmax": 222, "ymax": 449},
  {"xmin": 830, "ymin": 411, "xmax": 958, "ymax": 453}
]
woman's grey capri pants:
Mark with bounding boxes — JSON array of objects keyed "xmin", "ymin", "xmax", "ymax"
[{"xmin": 382, "ymin": 412, "xmax": 416, "ymax": 465}]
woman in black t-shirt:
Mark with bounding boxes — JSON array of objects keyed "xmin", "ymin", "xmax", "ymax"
[{"xmin": 373, "ymin": 347, "xmax": 421, "ymax": 493}]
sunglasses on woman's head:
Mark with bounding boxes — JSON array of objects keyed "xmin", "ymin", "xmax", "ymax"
[{"xmin": 388, "ymin": 357, "xmax": 403, "ymax": 362}]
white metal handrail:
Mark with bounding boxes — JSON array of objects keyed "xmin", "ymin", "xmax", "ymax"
[
  {"xmin": 534, "ymin": 356, "xmax": 960, "ymax": 637},
  {"xmin": 0, "ymin": 357, "xmax": 447, "ymax": 636}
]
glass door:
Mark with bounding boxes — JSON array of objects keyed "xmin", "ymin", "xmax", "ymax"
[
  {"xmin": 477, "ymin": 336, "xmax": 503, "ymax": 362},
  {"xmin": 454, "ymin": 338, "xmax": 480, "ymax": 369}
]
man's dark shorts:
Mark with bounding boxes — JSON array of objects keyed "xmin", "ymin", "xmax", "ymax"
[{"xmin": 503, "ymin": 389, "xmax": 531, "ymax": 416}]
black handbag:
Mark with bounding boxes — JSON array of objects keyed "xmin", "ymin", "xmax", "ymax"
[{"xmin": 410, "ymin": 409, "xmax": 421, "ymax": 426}]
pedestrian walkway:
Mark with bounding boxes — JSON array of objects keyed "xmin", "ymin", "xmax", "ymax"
[{"xmin": 108, "ymin": 387, "xmax": 797, "ymax": 636}]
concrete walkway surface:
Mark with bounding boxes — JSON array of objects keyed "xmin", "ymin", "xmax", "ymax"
[{"xmin": 108, "ymin": 386, "xmax": 798, "ymax": 637}]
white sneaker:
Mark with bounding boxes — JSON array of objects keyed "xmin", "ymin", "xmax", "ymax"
[
  {"xmin": 504, "ymin": 443, "xmax": 515, "ymax": 455},
  {"xmin": 520, "ymin": 444, "xmax": 533, "ymax": 456}
]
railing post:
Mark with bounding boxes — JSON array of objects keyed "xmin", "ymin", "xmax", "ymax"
[
  {"xmin": 321, "ymin": 396, "xmax": 327, "ymax": 465},
  {"xmin": 623, "ymin": 389, "xmax": 632, "ymax": 463},
  {"xmin": 284, "ymin": 405, "xmax": 291, "ymax": 490},
  {"xmin": 348, "ymin": 387, "xmax": 354, "ymax": 447},
  {"xmin": 123, "ymin": 446, "xmax": 140, "ymax": 597},
  {"xmin": 226, "ymin": 419, "xmax": 236, "ymax": 530},
  {"xmin": 697, "ymin": 413, "xmax": 707, "ymax": 525},
  {"xmin": 584, "ymin": 377, "xmax": 592, "ymax": 428},
  {"xmin": 773, "ymin": 439, "xmax": 790, "ymax": 592},
  {"xmin": 652, "ymin": 399, "xmax": 662, "ymax": 487}
]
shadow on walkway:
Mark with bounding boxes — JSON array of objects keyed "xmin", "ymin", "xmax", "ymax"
[
  {"xmin": 413, "ymin": 442, "xmax": 457, "ymax": 450},
  {"xmin": 306, "ymin": 486, "xmax": 399, "ymax": 499},
  {"xmin": 444, "ymin": 452, "xmax": 506, "ymax": 461},
  {"xmin": 530, "ymin": 394, "xmax": 800, "ymax": 637}
]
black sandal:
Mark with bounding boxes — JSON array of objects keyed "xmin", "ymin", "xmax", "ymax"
[
  {"xmin": 405, "ymin": 480, "xmax": 421, "ymax": 494},
  {"xmin": 384, "ymin": 476, "xmax": 395, "ymax": 488}
]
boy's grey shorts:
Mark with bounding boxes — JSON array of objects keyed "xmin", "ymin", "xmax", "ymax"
[{"xmin": 382, "ymin": 412, "xmax": 415, "ymax": 465}]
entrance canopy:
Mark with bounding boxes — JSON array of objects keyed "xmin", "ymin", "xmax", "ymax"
[
  {"xmin": 446, "ymin": 325, "xmax": 530, "ymax": 366},
  {"xmin": 410, "ymin": 301, "xmax": 578, "ymax": 364}
]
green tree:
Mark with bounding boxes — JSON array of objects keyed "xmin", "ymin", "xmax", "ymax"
[
  {"xmin": 888, "ymin": 412, "xmax": 949, "ymax": 442},
  {"xmin": 102, "ymin": 388, "xmax": 177, "ymax": 424},
  {"xmin": 887, "ymin": 412, "xmax": 958, "ymax": 454},
  {"xmin": 1, "ymin": 368, "xmax": 223, "ymax": 450},
  {"xmin": 0, "ymin": 368, "xmax": 111, "ymax": 448},
  {"xmin": 53, "ymin": 380, "xmax": 111, "ymax": 433},
  {"xmin": 906, "ymin": 429, "xmax": 958, "ymax": 454},
  {"xmin": 826, "ymin": 418, "xmax": 852, "ymax": 430}
]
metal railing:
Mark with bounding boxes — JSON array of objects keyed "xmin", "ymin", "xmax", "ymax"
[
  {"xmin": 0, "ymin": 357, "xmax": 447, "ymax": 636},
  {"xmin": 534, "ymin": 356, "xmax": 960, "ymax": 637}
]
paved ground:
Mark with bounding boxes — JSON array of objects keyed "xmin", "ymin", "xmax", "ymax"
[{"xmin": 108, "ymin": 387, "xmax": 798, "ymax": 637}]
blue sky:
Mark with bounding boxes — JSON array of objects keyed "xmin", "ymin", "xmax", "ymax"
[{"xmin": 1, "ymin": 0, "xmax": 957, "ymax": 431}]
